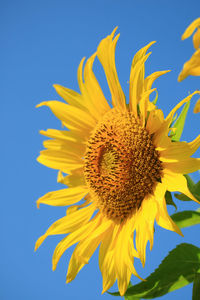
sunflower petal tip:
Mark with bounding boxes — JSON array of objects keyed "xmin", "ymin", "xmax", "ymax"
[
  {"xmin": 111, "ymin": 26, "xmax": 118, "ymax": 37},
  {"xmin": 142, "ymin": 261, "xmax": 145, "ymax": 268},
  {"xmin": 66, "ymin": 276, "xmax": 72, "ymax": 284},
  {"xmin": 36, "ymin": 200, "xmax": 40, "ymax": 209},
  {"xmin": 81, "ymin": 56, "xmax": 86, "ymax": 63},
  {"xmin": 35, "ymin": 235, "xmax": 46, "ymax": 251},
  {"xmin": 36, "ymin": 102, "xmax": 47, "ymax": 108},
  {"xmin": 36, "ymin": 155, "xmax": 41, "ymax": 163},
  {"xmin": 174, "ymin": 224, "xmax": 184, "ymax": 237},
  {"xmin": 179, "ymin": 229, "xmax": 184, "ymax": 237},
  {"xmin": 52, "ymin": 263, "xmax": 56, "ymax": 271},
  {"xmin": 53, "ymin": 84, "xmax": 59, "ymax": 90},
  {"xmin": 148, "ymin": 41, "xmax": 156, "ymax": 48},
  {"xmin": 177, "ymin": 72, "xmax": 184, "ymax": 82},
  {"xmin": 34, "ymin": 242, "xmax": 39, "ymax": 252}
]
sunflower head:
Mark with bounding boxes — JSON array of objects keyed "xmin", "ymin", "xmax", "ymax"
[
  {"xmin": 84, "ymin": 108, "xmax": 163, "ymax": 221},
  {"xmin": 36, "ymin": 28, "xmax": 200, "ymax": 296}
]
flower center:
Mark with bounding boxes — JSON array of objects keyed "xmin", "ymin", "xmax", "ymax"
[{"xmin": 84, "ymin": 109, "xmax": 162, "ymax": 221}]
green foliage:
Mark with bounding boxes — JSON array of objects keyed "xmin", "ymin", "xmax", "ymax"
[
  {"xmin": 171, "ymin": 101, "xmax": 190, "ymax": 142},
  {"xmin": 111, "ymin": 244, "xmax": 200, "ymax": 299},
  {"xmin": 171, "ymin": 210, "xmax": 200, "ymax": 228},
  {"xmin": 175, "ymin": 175, "xmax": 200, "ymax": 202},
  {"xmin": 124, "ymin": 295, "xmax": 140, "ymax": 300},
  {"xmin": 124, "ymin": 283, "xmax": 140, "ymax": 300},
  {"xmin": 165, "ymin": 191, "xmax": 177, "ymax": 210}
]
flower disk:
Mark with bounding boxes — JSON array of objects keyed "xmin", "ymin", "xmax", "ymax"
[{"xmin": 84, "ymin": 109, "xmax": 163, "ymax": 221}]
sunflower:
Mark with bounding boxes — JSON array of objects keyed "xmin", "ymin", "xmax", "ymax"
[
  {"xmin": 35, "ymin": 28, "xmax": 200, "ymax": 296},
  {"xmin": 178, "ymin": 17, "xmax": 200, "ymax": 81},
  {"xmin": 194, "ymin": 98, "xmax": 200, "ymax": 113}
]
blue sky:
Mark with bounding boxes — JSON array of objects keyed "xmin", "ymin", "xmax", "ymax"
[{"xmin": 1, "ymin": 1, "xmax": 200, "ymax": 300}]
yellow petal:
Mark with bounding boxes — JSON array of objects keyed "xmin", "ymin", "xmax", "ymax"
[
  {"xmin": 153, "ymin": 91, "xmax": 200, "ymax": 147},
  {"xmin": 99, "ymin": 224, "xmax": 115, "ymax": 270},
  {"xmin": 100, "ymin": 224, "xmax": 119, "ymax": 294},
  {"xmin": 35, "ymin": 203, "xmax": 96, "ymax": 251},
  {"xmin": 144, "ymin": 182, "xmax": 181, "ymax": 236},
  {"xmin": 42, "ymin": 137, "xmax": 86, "ymax": 157},
  {"xmin": 67, "ymin": 232, "xmax": 101, "ymax": 283},
  {"xmin": 57, "ymin": 170, "xmax": 85, "ymax": 187},
  {"xmin": 36, "ymin": 100, "xmax": 95, "ymax": 135},
  {"xmin": 193, "ymin": 27, "xmax": 200, "ymax": 50},
  {"xmin": 36, "ymin": 186, "xmax": 88, "ymax": 208},
  {"xmin": 66, "ymin": 205, "xmax": 79, "ymax": 215},
  {"xmin": 159, "ymin": 135, "xmax": 200, "ymax": 161},
  {"xmin": 114, "ymin": 221, "xmax": 141, "ymax": 296},
  {"xmin": 76, "ymin": 54, "xmax": 110, "ymax": 121},
  {"xmin": 194, "ymin": 98, "xmax": 200, "ymax": 113},
  {"xmin": 53, "ymin": 84, "xmax": 87, "ymax": 112},
  {"xmin": 77, "ymin": 57, "xmax": 91, "ymax": 111},
  {"xmin": 178, "ymin": 49, "xmax": 200, "ymax": 81},
  {"xmin": 97, "ymin": 28, "xmax": 126, "ymax": 110},
  {"xmin": 182, "ymin": 18, "xmax": 200, "ymax": 40},
  {"xmin": 144, "ymin": 70, "xmax": 171, "ymax": 92},
  {"xmin": 166, "ymin": 92, "xmax": 199, "ymax": 123},
  {"xmin": 129, "ymin": 41, "xmax": 155, "ymax": 115},
  {"xmin": 156, "ymin": 196, "xmax": 183, "ymax": 236},
  {"xmin": 162, "ymin": 170, "xmax": 199, "ymax": 203},
  {"xmin": 83, "ymin": 53, "xmax": 110, "ymax": 118},
  {"xmin": 67, "ymin": 227, "xmax": 107, "ymax": 283},
  {"xmin": 40, "ymin": 128, "xmax": 85, "ymax": 143},
  {"xmin": 116, "ymin": 265, "xmax": 131, "ymax": 297},
  {"xmin": 134, "ymin": 195, "xmax": 158, "ymax": 266},
  {"xmin": 163, "ymin": 157, "xmax": 200, "ymax": 174},
  {"xmin": 130, "ymin": 41, "xmax": 155, "ymax": 68},
  {"xmin": 129, "ymin": 51, "xmax": 152, "ymax": 116},
  {"xmin": 101, "ymin": 253, "xmax": 116, "ymax": 294},
  {"xmin": 37, "ymin": 149, "xmax": 83, "ymax": 174},
  {"xmin": 146, "ymin": 109, "xmax": 164, "ymax": 134},
  {"xmin": 139, "ymin": 88, "xmax": 156, "ymax": 126},
  {"xmin": 52, "ymin": 214, "xmax": 112, "ymax": 271}
]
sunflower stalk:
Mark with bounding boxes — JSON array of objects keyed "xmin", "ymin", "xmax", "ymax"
[{"xmin": 192, "ymin": 272, "xmax": 200, "ymax": 300}]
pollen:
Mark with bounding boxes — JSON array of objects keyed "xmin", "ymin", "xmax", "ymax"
[{"xmin": 84, "ymin": 109, "xmax": 163, "ymax": 221}]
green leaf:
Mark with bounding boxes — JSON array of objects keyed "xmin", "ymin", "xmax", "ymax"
[
  {"xmin": 175, "ymin": 175, "xmax": 200, "ymax": 202},
  {"xmin": 185, "ymin": 174, "xmax": 196, "ymax": 191},
  {"xmin": 171, "ymin": 210, "xmax": 200, "ymax": 228},
  {"xmin": 194, "ymin": 181, "xmax": 200, "ymax": 200},
  {"xmin": 125, "ymin": 295, "xmax": 140, "ymax": 300},
  {"xmin": 175, "ymin": 193, "xmax": 192, "ymax": 202},
  {"xmin": 171, "ymin": 101, "xmax": 190, "ymax": 142},
  {"xmin": 192, "ymin": 272, "xmax": 200, "ymax": 300},
  {"xmin": 124, "ymin": 283, "xmax": 140, "ymax": 300},
  {"xmin": 111, "ymin": 243, "xmax": 200, "ymax": 299},
  {"xmin": 165, "ymin": 191, "xmax": 177, "ymax": 210}
]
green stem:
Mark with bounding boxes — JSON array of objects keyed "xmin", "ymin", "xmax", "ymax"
[{"xmin": 192, "ymin": 272, "xmax": 200, "ymax": 300}]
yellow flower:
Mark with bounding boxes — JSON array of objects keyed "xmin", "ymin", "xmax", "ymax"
[
  {"xmin": 35, "ymin": 28, "xmax": 200, "ymax": 296},
  {"xmin": 194, "ymin": 98, "xmax": 200, "ymax": 113},
  {"xmin": 178, "ymin": 18, "xmax": 200, "ymax": 81},
  {"xmin": 182, "ymin": 18, "xmax": 200, "ymax": 50}
]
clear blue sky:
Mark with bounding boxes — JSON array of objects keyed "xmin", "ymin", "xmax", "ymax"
[{"xmin": 1, "ymin": 1, "xmax": 200, "ymax": 300}]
